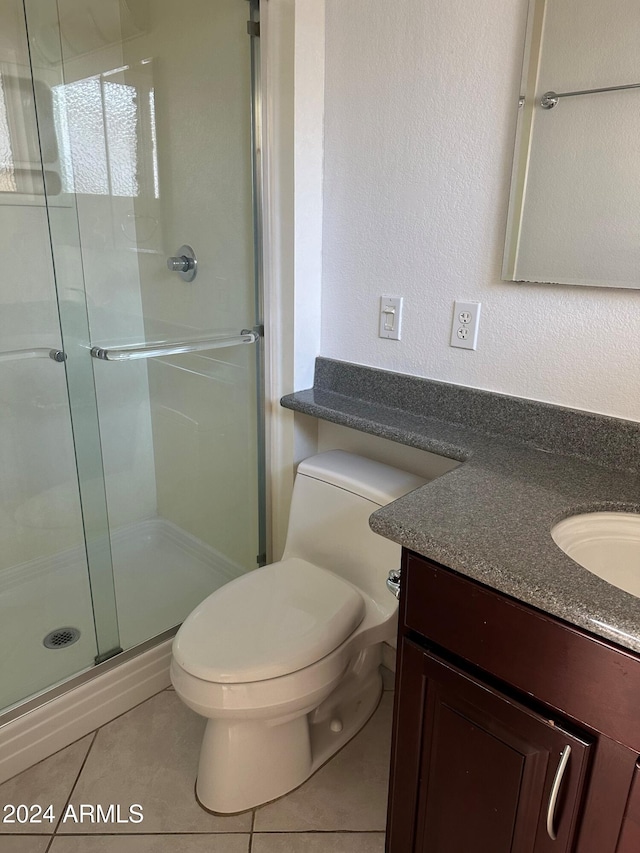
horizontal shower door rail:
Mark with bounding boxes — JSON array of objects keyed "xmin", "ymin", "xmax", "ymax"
[
  {"xmin": 541, "ymin": 82, "xmax": 640, "ymax": 109},
  {"xmin": 90, "ymin": 328, "xmax": 261, "ymax": 362},
  {"xmin": 0, "ymin": 347, "xmax": 66, "ymax": 363}
]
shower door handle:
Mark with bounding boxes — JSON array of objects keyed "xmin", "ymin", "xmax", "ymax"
[
  {"xmin": 0, "ymin": 348, "xmax": 66, "ymax": 363},
  {"xmin": 90, "ymin": 328, "xmax": 261, "ymax": 361}
]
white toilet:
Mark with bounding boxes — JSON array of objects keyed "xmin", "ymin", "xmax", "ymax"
[{"xmin": 170, "ymin": 450, "xmax": 426, "ymax": 814}]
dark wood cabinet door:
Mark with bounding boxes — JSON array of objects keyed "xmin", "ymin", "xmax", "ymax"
[
  {"xmin": 617, "ymin": 764, "xmax": 640, "ymax": 853},
  {"xmin": 388, "ymin": 641, "xmax": 592, "ymax": 853}
]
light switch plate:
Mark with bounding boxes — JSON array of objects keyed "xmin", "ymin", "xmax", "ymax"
[
  {"xmin": 379, "ymin": 296, "xmax": 403, "ymax": 340},
  {"xmin": 450, "ymin": 300, "xmax": 481, "ymax": 350}
]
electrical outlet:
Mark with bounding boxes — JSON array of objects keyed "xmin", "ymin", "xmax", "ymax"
[{"xmin": 450, "ymin": 300, "xmax": 481, "ymax": 350}]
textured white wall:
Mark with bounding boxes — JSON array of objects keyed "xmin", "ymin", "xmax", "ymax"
[
  {"xmin": 320, "ymin": 0, "xmax": 640, "ymax": 421},
  {"xmin": 293, "ymin": 0, "xmax": 324, "ymax": 390}
]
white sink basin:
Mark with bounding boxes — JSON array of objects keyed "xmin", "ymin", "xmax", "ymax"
[{"xmin": 551, "ymin": 512, "xmax": 640, "ymax": 598}]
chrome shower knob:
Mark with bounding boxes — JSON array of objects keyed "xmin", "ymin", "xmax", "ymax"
[
  {"xmin": 166, "ymin": 245, "xmax": 197, "ymax": 282},
  {"xmin": 167, "ymin": 256, "xmax": 192, "ymax": 272}
]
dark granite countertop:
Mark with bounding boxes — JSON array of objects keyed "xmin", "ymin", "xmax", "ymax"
[{"xmin": 281, "ymin": 359, "xmax": 640, "ymax": 655}]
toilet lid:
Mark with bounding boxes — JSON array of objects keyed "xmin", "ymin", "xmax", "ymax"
[{"xmin": 172, "ymin": 558, "xmax": 366, "ymax": 683}]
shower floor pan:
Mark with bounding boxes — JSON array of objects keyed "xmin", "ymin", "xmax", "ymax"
[{"xmin": 0, "ymin": 517, "xmax": 243, "ymax": 714}]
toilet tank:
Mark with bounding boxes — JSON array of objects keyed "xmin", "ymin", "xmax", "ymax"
[{"xmin": 282, "ymin": 451, "xmax": 428, "ymax": 609}]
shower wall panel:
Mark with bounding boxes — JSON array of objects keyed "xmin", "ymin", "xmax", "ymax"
[
  {"xmin": 49, "ymin": 3, "xmax": 158, "ymax": 531},
  {"xmin": 121, "ymin": 0, "xmax": 260, "ymax": 572}
]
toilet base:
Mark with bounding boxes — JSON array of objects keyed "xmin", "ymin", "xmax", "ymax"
[{"xmin": 195, "ymin": 653, "xmax": 384, "ymax": 814}]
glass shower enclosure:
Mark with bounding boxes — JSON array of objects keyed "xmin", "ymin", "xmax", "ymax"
[{"xmin": 0, "ymin": 0, "xmax": 264, "ymax": 715}]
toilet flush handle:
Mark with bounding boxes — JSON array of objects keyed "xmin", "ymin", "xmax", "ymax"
[{"xmin": 386, "ymin": 568, "xmax": 402, "ymax": 600}]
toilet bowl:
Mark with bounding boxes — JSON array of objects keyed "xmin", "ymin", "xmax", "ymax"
[{"xmin": 171, "ymin": 450, "xmax": 427, "ymax": 814}]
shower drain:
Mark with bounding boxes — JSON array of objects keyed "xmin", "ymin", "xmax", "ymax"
[{"xmin": 43, "ymin": 627, "xmax": 81, "ymax": 650}]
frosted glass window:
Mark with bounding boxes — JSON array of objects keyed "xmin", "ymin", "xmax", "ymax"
[
  {"xmin": 149, "ymin": 88, "xmax": 159, "ymax": 199},
  {"xmin": 103, "ymin": 80, "xmax": 139, "ymax": 196},
  {"xmin": 53, "ymin": 75, "xmax": 139, "ymax": 197},
  {"xmin": 0, "ymin": 73, "xmax": 17, "ymax": 192}
]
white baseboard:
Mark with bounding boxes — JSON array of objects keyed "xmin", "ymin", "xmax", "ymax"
[{"xmin": 0, "ymin": 639, "xmax": 172, "ymax": 786}]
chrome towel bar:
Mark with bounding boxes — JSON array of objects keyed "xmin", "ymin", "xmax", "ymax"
[
  {"xmin": 541, "ymin": 81, "xmax": 640, "ymax": 109},
  {"xmin": 90, "ymin": 329, "xmax": 260, "ymax": 362}
]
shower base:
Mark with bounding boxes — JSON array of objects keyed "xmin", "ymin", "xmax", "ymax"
[{"xmin": 0, "ymin": 517, "xmax": 243, "ymax": 714}]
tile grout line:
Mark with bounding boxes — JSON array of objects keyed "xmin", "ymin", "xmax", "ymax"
[
  {"xmin": 0, "ymin": 686, "xmax": 169, "ymax": 789},
  {"xmin": 249, "ymin": 829, "xmax": 387, "ymax": 835},
  {"xmin": 31, "ymin": 688, "xmax": 391, "ymax": 846},
  {"xmin": 249, "ymin": 807, "xmax": 256, "ymax": 852},
  {"xmin": 2, "ymin": 830, "xmax": 387, "ymax": 836},
  {"xmin": 46, "ymin": 683, "xmax": 167, "ymax": 842},
  {"xmin": 51, "ymin": 729, "xmax": 98, "ymax": 838},
  {"xmin": 39, "ymin": 829, "xmax": 385, "ymax": 849},
  {"xmin": 0, "ymin": 730, "xmax": 93, "ymax": 790}
]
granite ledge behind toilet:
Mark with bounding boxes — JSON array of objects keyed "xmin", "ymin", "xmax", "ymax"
[
  {"xmin": 281, "ymin": 358, "xmax": 640, "ymax": 655},
  {"xmin": 292, "ymin": 357, "xmax": 640, "ymax": 473}
]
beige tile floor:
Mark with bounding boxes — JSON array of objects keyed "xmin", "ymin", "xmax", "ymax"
[{"xmin": 0, "ymin": 670, "xmax": 394, "ymax": 853}]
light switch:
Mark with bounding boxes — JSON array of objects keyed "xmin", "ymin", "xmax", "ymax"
[{"xmin": 379, "ymin": 296, "xmax": 403, "ymax": 340}]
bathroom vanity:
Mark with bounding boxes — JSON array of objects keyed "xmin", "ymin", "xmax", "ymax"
[
  {"xmin": 386, "ymin": 551, "xmax": 640, "ymax": 853},
  {"xmin": 281, "ymin": 357, "xmax": 640, "ymax": 853}
]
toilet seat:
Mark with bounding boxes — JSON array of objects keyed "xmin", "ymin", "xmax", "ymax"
[{"xmin": 172, "ymin": 558, "xmax": 366, "ymax": 684}]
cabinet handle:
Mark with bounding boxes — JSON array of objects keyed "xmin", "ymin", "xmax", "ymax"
[{"xmin": 546, "ymin": 745, "xmax": 571, "ymax": 841}]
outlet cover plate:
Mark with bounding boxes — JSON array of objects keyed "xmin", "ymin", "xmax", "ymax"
[{"xmin": 450, "ymin": 300, "xmax": 481, "ymax": 350}]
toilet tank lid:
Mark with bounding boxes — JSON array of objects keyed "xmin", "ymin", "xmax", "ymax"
[{"xmin": 297, "ymin": 451, "xmax": 428, "ymax": 506}]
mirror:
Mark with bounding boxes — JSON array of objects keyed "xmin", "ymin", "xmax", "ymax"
[{"xmin": 503, "ymin": 0, "xmax": 640, "ymax": 289}]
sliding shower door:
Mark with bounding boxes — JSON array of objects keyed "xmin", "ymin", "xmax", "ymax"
[
  {"xmin": 0, "ymin": 0, "xmax": 264, "ymax": 714},
  {"xmin": 0, "ymin": 0, "xmax": 118, "ymax": 713},
  {"xmin": 27, "ymin": 0, "xmax": 265, "ymax": 652}
]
